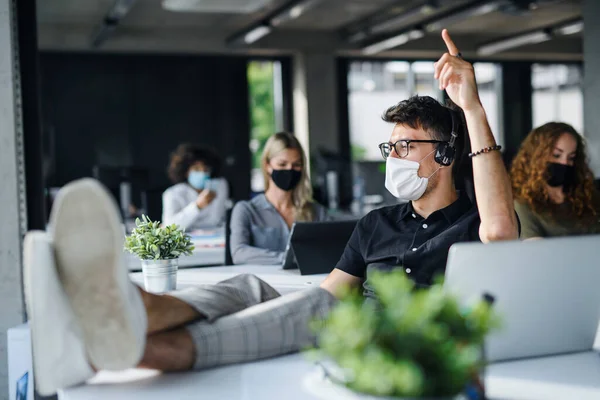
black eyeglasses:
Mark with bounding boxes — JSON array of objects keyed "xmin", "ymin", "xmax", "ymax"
[{"xmin": 378, "ymin": 140, "xmax": 445, "ymax": 160}]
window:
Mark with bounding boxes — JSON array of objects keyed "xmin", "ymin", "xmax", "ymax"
[
  {"xmin": 348, "ymin": 60, "xmax": 501, "ymax": 162},
  {"xmin": 247, "ymin": 60, "xmax": 284, "ymax": 192},
  {"xmin": 532, "ymin": 64, "xmax": 583, "ymax": 134},
  {"xmin": 473, "ymin": 62, "xmax": 502, "ymax": 145}
]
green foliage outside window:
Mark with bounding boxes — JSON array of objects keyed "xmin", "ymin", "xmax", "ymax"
[
  {"xmin": 351, "ymin": 144, "xmax": 368, "ymax": 161},
  {"xmin": 248, "ymin": 61, "xmax": 276, "ymax": 169}
]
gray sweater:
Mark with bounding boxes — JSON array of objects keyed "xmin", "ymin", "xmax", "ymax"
[{"xmin": 230, "ymin": 194, "xmax": 328, "ymax": 265}]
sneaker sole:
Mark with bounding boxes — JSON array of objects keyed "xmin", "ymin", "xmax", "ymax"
[
  {"xmin": 23, "ymin": 231, "xmax": 93, "ymax": 395},
  {"xmin": 50, "ymin": 178, "xmax": 145, "ymax": 370}
]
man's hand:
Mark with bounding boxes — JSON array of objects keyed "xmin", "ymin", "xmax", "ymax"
[
  {"xmin": 433, "ymin": 29, "xmax": 482, "ymax": 112},
  {"xmin": 196, "ymin": 190, "xmax": 216, "ymax": 209}
]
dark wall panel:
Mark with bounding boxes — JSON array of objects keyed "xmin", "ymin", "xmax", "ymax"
[{"xmin": 39, "ymin": 52, "xmax": 251, "ymax": 218}]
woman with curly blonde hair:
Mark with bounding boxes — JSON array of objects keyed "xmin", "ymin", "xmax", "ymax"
[
  {"xmin": 510, "ymin": 122, "xmax": 600, "ymax": 238},
  {"xmin": 229, "ymin": 132, "xmax": 328, "ymax": 265}
]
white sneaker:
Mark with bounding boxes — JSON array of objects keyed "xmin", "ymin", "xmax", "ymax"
[
  {"xmin": 49, "ymin": 178, "xmax": 147, "ymax": 371},
  {"xmin": 23, "ymin": 231, "xmax": 94, "ymax": 396}
]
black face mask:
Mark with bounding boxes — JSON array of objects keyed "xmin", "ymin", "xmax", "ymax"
[
  {"xmin": 546, "ymin": 162, "xmax": 575, "ymax": 188},
  {"xmin": 271, "ymin": 169, "xmax": 302, "ymax": 192}
]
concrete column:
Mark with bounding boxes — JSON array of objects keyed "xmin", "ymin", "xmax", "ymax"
[
  {"xmin": 292, "ymin": 51, "xmax": 341, "ymax": 161},
  {"xmin": 0, "ymin": 0, "xmax": 28, "ymax": 397},
  {"xmin": 583, "ymin": 0, "xmax": 600, "ymax": 177},
  {"xmin": 293, "ymin": 51, "xmax": 355, "ymax": 207},
  {"xmin": 500, "ymin": 62, "xmax": 532, "ymax": 165}
]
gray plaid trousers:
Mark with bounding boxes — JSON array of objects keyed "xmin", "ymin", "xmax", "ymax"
[{"xmin": 169, "ymin": 274, "xmax": 338, "ymax": 370}]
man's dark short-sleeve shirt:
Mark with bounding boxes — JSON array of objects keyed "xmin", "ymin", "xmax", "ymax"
[{"xmin": 335, "ymin": 195, "xmax": 481, "ymax": 297}]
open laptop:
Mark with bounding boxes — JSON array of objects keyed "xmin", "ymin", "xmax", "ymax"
[
  {"xmin": 444, "ymin": 235, "xmax": 600, "ymax": 363},
  {"xmin": 282, "ymin": 220, "xmax": 357, "ymax": 275}
]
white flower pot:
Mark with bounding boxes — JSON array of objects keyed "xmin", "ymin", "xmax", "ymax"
[{"xmin": 141, "ymin": 258, "xmax": 178, "ymax": 294}]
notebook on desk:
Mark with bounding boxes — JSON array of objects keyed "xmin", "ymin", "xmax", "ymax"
[{"xmin": 282, "ymin": 220, "xmax": 358, "ymax": 275}]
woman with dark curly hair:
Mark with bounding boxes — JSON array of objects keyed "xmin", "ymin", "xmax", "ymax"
[
  {"xmin": 510, "ymin": 122, "xmax": 600, "ymax": 238},
  {"xmin": 162, "ymin": 143, "xmax": 229, "ymax": 230}
]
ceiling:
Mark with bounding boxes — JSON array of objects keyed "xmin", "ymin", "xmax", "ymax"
[{"xmin": 36, "ymin": 0, "xmax": 583, "ymax": 61}]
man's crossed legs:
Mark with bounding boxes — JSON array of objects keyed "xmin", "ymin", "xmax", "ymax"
[{"xmin": 24, "ymin": 179, "xmax": 337, "ymax": 396}]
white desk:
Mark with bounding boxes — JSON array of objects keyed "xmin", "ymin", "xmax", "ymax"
[
  {"xmin": 130, "ymin": 264, "xmax": 328, "ymax": 295},
  {"xmin": 126, "ymin": 229, "xmax": 226, "ymax": 271},
  {"xmin": 54, "ymin": 266, "xmax": 600, "ymax": 400},
  {"xmin": 485, "ymin": 351, "xmax": 600, "ymax": 400},
  {"xmin": 59, "ymin": 351, "xmax": 600, "ymax": 400},
  {"xmin": 58, "ymin": 351, "xmax": 600, "ymax": 400},
  {"xmin": 126, "ymin": 248, "xmax": 225, "ymax": 271},
  {"xmin": 59, "ymin": 354, "xmax": 318, "ymax": 400}
]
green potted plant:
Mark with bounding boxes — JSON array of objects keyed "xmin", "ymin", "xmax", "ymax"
[
  {"xmin": 310, "ymin": 270, "xmax": 499, "ymax": 399},
  {"xmin": 124, "ymin": 215, "xmax": 194, "ymax": 293}
]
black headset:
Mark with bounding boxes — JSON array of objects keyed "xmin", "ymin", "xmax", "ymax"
[{"xmin": 434, "ymin": 108, "xmax": 459, "ymax": 167}]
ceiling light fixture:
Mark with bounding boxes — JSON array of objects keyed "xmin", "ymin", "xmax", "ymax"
[
  {"xmin": 362, "ymin": 29, "xmax": 425, "ymax": 55},
  {"xmin": 348, "ymin": 31, "xmax": 369, "ymax": 43},
  {"xmin": 91, "ymin": 0, "xmax": 137, "ymax": 48},
  {"xmin": 425, "ymin": 0, "xmax": 504, "ymax": 32},
  {"xmin": 243, "ymin": 24, "xmax": 272, "ymax": 44},
  {"xmin": 477, "ymin": 30, "xmax": 551, "ymax": 56},
  {"xmin": 270, "ymin": 0, "xmax": 323, "ymax": 26},
  {"xmin": 370, "ymin": 1, "xmax": 438, "ymax": 35},
  {"xmin": 107, "ymin": 0, "xmax": 137, "ymax": 19},
  {"xmin": 553, "ymin": 20, "xmax": 583, "ymax": 36}
]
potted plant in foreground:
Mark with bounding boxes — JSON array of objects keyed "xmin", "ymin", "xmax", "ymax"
[
  {"xmin": 124, "ymin": 215, "xmax": 194, "ymax": 293},
  {"xmin": 310, "ymin": 271, "xmax": 499, "ymax": 399}
]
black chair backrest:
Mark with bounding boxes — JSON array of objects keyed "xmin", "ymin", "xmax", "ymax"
[{"xmin": 224, "ymin": 206, "xmax": 234, "ymax": 265}]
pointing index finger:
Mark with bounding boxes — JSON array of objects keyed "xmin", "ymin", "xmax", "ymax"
[{"xmin": 442, "ymin": 29, "xmax": 460, "ymax": 56}]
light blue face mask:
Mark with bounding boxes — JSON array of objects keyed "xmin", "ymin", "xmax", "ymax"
[{"xmin": 187, "ymin": 171, "xmax": 209, "ymax": 190}]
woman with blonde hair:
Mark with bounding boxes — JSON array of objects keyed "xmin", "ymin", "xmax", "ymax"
[
  {"xmin": 510, "ymin": 122, "xmax": 600, "ymax": 238},
  {"xmin": 230, "ymin": 132, "xmax": 328, "ymax": 264}
]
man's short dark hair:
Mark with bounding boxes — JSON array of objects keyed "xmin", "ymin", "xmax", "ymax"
[
  {"xmin": 382, "ymin": 95, "xmax": 473, "ymax": 193},
  {"xmin": 167, "ymin": 143, "xmax": 222, "ymax": 184}
]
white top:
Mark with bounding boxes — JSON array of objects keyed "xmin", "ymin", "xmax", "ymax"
[{"xmin": 161, "ymin": 179, "xmax": 228, "ymax": 231}]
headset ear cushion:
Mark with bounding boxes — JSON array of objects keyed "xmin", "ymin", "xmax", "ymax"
[
  {"xmin": 435, "ymin": 143, "xmax": 447, "ymax": 164},
  {"xmin": 435, "ymin": 143, "xmax": 455, "ymax": 166}
]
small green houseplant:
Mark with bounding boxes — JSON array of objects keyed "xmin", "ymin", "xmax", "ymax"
[
  {"xmin": 124, "ymin": 215, "xmax": 194, "ymax": 260},
  {"xmin": 124, "ymin": 215, "xmax": 194, "ymax": 293},
  {"xmin": 313, "ymin": 271, "xmax": 499, "ymax": 399}
]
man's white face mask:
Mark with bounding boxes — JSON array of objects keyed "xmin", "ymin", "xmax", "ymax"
[{"xmin": 385, "ymin": 149, "xmax": 440, "ymax": 201}]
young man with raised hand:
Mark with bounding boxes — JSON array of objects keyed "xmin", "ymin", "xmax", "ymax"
[{"xmin": 24, "ymin": 30, "xmax": 517, "ymax": 395}]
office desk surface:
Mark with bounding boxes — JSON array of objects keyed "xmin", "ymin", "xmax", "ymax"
[
  {"xmin": 62, "ymin": 267, "xmax": 600, "ymax": 400},
  {"xmin": 59, "ymin": 351, "xmax": 600, "ymax": 400},
  {"xmin": 130, "ymin": 264, "xmax": 328, "ymax": 294},
  {"xmin": 126, "ymin": 248, "xmax": 225, "ymax": 271},
  {"xmin": 60, "ymin": 354, "xmax": 319, "ymax": 400},
  {"xmin": 485, "ymin": 351, "xmax": 600, "ymax": 400}
]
